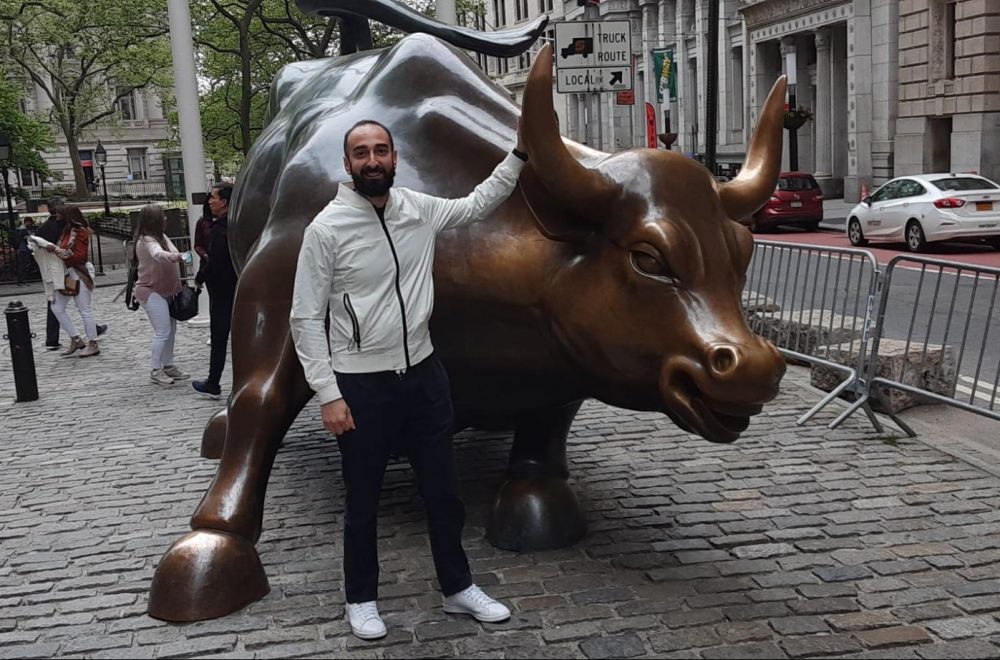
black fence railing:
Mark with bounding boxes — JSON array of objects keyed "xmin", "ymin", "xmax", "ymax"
[{"xmin": 105, "ymin": 181, "xmax": 181, "ymax": 201}]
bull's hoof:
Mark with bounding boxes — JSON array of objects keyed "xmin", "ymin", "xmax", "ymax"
[
  {"xmin": 148, "ymin": 530, "xmax": 270, "ymax": 622},
  {"xmin": 486, "ymin": 477, "xmax": 587, "ymax": 551},
  {"xmin": 200, "ymin": 409, "xmax": 228, "ymax": 459}
]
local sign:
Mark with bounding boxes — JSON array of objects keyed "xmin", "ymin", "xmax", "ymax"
[{"xmin": 554, "ymin": 21, "xmax": 633, "ymax": 94}]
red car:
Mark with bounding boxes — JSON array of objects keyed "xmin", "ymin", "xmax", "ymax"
[{"xmin": 744, "ymin": 172, "xmax": 824, "ymax": 232}]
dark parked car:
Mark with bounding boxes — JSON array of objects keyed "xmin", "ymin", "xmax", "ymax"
[{"xmin": 742, "ymin": 172, "xmax": 824, "ymax": 232}]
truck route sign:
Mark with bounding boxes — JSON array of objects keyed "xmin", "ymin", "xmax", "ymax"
[{"xmin": 554, "ymin": 21, "xmax": 633, "ymax": 94}]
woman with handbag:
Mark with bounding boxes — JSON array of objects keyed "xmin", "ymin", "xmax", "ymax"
[
  {"xmin": 133, "ymin": 205, "xmax": 190, "ymax": 386},
  {"xmin": 46, "ymin": 206, "xmax": 100, "ymax": 358}
]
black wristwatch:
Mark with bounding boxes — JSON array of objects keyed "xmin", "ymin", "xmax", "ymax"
[{"xmin": 512, "ymin": 148, "xmax": 528, "ymax": 162}]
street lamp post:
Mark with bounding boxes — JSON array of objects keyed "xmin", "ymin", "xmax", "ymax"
[
  {"xmin": 92, "ymin": 141, "xmax": 107, "ymax": 275},
  {"xmin": 0, "ymin": 133, "xmax": 16, "ymax": 246}
]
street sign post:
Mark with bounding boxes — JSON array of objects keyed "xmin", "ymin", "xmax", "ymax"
[{"xmin": 554, "ymin": 21, "xmax": 632, "ymax": 94}]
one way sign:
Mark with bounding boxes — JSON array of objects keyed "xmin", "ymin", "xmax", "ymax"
[{"xmin": 554, "ymin": 21, "xmax": 633, "ymax": 93}]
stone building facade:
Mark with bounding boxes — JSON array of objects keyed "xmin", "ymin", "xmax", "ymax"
[
  {"xmin": 894, "ymin": 0, "xmax": 1000, "ymax": 183},
  {"xmin": 483, "ymin": 0, "xmax": 750, "ymax": 175},
  {"xmin": 738, "ymin": 0, "xmax": 901, "ymax": 200},
  {"xmin": 12, "ymin": 79, "xmax": 211, "ymax": 200}
]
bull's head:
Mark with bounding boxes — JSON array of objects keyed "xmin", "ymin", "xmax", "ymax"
[{"xmin": 521, "ymin": 45, "xmax": 787, "ymax": 444}]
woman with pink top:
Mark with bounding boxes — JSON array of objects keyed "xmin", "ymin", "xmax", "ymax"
[{"xmin": 133, "ymin": 205, "xmax": 190, "ymax": 386}]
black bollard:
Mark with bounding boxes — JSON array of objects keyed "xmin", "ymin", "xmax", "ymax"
[{"xmin": 4, "ymin": 301, "xmax": 39, "ymax": 402}]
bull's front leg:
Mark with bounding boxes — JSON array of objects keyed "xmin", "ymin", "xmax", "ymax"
[
  {"xmin": 148, "ymin": 239, "xmax": 314, "ymax": 622},
  {"xmin": 486, "ymin": 401, "xmax": 587, "ymax": 551}
]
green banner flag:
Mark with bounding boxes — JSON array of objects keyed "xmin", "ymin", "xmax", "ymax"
[{"xmin": 651, "ymin": 48, "xmax": 676, "ymax": 103}]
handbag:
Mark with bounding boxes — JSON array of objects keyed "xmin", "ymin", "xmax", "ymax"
[
  {"xmin": 124, "ymin": 262, "xmax": 140, "ymax": 311},
  {"xmin": 60, "ymin": 275, "xmax": 80, "ymax": 297},
  {"xmin": 168, "ymin": 285, "xmax": 201, "ymax": 321}
]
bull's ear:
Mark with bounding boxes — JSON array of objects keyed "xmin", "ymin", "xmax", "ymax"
[{"xmin": 519, "ymin": 164, "xmax": 597, "ymax": 243}]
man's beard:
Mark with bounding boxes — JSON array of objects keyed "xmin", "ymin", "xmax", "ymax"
[{"xmin": 352, "ymin": 164, "xmax": 395, "ymax": 197}]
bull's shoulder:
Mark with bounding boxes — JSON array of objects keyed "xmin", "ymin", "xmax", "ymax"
[{"xmin": 268, "ymin": 60, "xmax": 329, "ymax": 118}]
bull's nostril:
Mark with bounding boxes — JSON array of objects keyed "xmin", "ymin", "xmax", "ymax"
[{"xmin": 709, "ymin": 345, "xmax": 738, "ymax": 375}]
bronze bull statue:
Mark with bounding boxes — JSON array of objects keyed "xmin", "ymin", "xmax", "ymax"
[{"xmin": 149, "ymin": 10, "xmax": 786, "ymax": 623}]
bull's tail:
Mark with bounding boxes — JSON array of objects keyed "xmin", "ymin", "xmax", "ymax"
[{"xmin": 296, "ymin": 0, "xmax": 547, "ymax": 57}]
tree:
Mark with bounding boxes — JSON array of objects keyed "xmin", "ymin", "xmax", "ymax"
[
  {"xmin": 1, "ymin": 0, "xmax": 173, "ymax": 198},
  {"xmin": 0, "ymin": 66, "xmax": 53, "ymax": 178},
  {"xmin": 195, "ymin": 0, "xmax": 432, "ymax": 173}
]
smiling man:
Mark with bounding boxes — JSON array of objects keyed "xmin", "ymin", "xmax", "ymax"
[{"xmin": 289, "ymin": 119, "xmax": 528, "ymax": 640}]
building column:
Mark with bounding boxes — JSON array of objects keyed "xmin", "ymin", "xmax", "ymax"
[
  {"xmin": 578, "ymin": 93, "xmax": 588, "ymax": 145},
  {"xmin": 831, "ymin": 25, "xmax": 848, "ymax": 187},
  {"xmin": 641, "ymin": 1, "xmax": 658, "ymax": 148},
  {"xmin": 779, "ymin": 36, "xmax": 796, "ymax": 171},
  {"xmin": 845, "ymin": 0, "xmax": 873, "ymax": 202},
  {"xmin": 568, "ymin": 94, "xmax": 580, "ymax": 142},
  {"xmin": 814, "ymin": 29, "xmax": 833, "ymax": 190},
  {"xmin": 659, "ymin": 0, "xmax": 677, "ymax": 140}
]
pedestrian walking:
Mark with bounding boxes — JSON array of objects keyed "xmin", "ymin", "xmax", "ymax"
[
  {"xmin": 289, "ymin": 118, "xmax": 527, "ymax": 640},
  {"xmin": 47, "ymin": 206, "xmax": 100, "ymax": 358},
  {"xmin": 14, "ymin": 218, "xmax": 37, "ymax": 286},
  {"xmin": 192, "ymin": 183, "xmax": 237, "ymax": 399},
  {"xmin": 36, "ymin": 200, "xmax": 106, "ymax": 350},
  {"xmin": 194, "ymin": 198, "xmax": 213, "ymax": 265},
  {"xmin": 133, "ymin": 205, "xmax": 190, "ymax": 386}
]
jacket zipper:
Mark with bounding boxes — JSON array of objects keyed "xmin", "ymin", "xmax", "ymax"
[
  {"xmin": 376, "ymin": 212, "xmax": 411, "ymax": 369},
  {"xmin": 343, "ymin": 293, "xmax": 361, "ymax": 351}
]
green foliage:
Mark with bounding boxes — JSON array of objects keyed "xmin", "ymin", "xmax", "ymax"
[
  {"xmin": 0, "ymin": 0, "xmax": 173, "ymax": 196},
  {"xmin": 0, "ymin": 67, "xmax": 53, "ymax": 175},
  {"xmin": 194, "ymin": 0, "xmax": 433, "ymax": 174}
]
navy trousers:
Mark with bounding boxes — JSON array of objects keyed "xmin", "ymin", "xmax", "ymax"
[
  {"xmin": 335, "ymin": 354, "xmax": 472, "ymax": 604},
  {"xmin": 205, "ymin": 282, "xmax": 234, "ymax": 387}
]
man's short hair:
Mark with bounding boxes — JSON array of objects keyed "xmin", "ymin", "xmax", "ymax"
[
  {"xmin": 212, "ymin": 182, "xmax": 234, "ymax": 205},
  {"xmin": 343, "ymin": 120, "xmax": 394, "ymax": 157}
]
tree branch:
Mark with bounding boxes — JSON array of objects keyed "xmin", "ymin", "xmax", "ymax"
[{"xmin": 77, "ymin": 76, "xmax": 155, "ymax": 130}]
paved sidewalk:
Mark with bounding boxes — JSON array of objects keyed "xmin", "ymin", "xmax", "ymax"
[{"xmin": 4, "ymin": 287, "xmax": 1000, "ymax": 658}]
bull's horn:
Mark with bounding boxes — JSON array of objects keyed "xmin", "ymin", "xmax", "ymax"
[
  {"xmin": 296, "ymin": 0, "xmax": 547, "ymax": 57},
  {"xmin": 522, "ymin": 44, "xmax": 619, "ymax": 225},
  {"xmin": 720, "ymin": 76, "xmax": 787, "ymax": 220}
]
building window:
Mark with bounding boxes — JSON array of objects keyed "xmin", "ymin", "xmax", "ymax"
[
  {"xmin": 519, "ymin": 51, "xmax": 533, "ymax": 70},
  {"xmin": 514, "ymin": 0, "xmax": 528, "ymax": 21},
  {"xmin": 538, "ymin": 0, "xmax": 552, "ymax": 12},
  {"xmin": 493, "ymin": 0, "xmax": 506, "ymax": 26},
  {"xmin": 931, "ymin": 0, "xmax": 959, "ymax": 81},
  {"xmin": 127, "ymin": 148, "xmax": 148, "ymax": 181},
  {"xmin": 117, "ymin": 88, "xmax": 138, "ymax": 121},
  {"xmin": 944, "ymin": 1, "xmax": 956, "ymax": 79},
  {"xmin": 17, "ymin": 168, "xmax": 41, "ymax": 187}
]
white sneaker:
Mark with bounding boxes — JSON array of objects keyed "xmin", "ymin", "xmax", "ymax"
[
  {"xmin": 442, "ymin": 584, "xmax": 510, "ymax": 623},
  {"xmin": 150, "ymin": 369, "xmax": 174, "ymax": 386},
  {"xmin": 345, "ymin": 601, "xmax": 386, "ymax": 640},
  {"xmin": 162, "ymin": 365, "xmax": 189, "ymax": 380}
]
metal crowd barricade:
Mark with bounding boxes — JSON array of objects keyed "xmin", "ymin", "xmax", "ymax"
[
  {"xmin": 743, "ymin": 240, "xmax": 883, "ymax": 430},
  {"xmin": 836, "ymin": 255, "xmax": 1000, "ymax": 435}
]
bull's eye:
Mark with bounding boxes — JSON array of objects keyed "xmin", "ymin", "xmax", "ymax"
[{"xmin": 629, "ymin": 248, "xmax": 674, "ymax": 281}]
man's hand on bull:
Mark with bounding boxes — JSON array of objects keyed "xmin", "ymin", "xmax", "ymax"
[{"xmin": 322, "ymin": 398, "xmax": 356, "ymax": 436}]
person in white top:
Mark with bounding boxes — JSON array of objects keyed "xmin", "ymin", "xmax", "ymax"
[{"xmin": 290, "ymin": 118, "xmax": 527, "ymax": 641}]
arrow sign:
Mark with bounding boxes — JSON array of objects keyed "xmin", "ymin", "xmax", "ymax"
[{"xmin": 609, "ymin": 70, "xmax": 623, "ymax": 85}]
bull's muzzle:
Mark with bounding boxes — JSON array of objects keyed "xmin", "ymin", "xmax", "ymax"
[{"xmin": 659, "ymin": 336, "xmax": 785, "ymax": 444}]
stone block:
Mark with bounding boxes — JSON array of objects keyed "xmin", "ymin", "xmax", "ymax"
[
  {"xmin": 749, "ymin": 310, "xmax": 864, "ymax": 356},
  {"xmin": 810, "ymin": 338, "xmax": 957, "ymax": 413},
  {"xmin": 742, "ymin": 290, "xmax": 780, "ymax": 315}
]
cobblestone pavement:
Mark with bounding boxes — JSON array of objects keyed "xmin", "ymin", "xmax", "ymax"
[{"xmin": 3, "ymin": 287, "xmax": 1000, "ymax": 659}]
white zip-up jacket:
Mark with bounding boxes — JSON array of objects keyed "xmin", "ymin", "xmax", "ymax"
[{"xmin": 290, "ymin": 151, "xmax": 526, "ymax": 405}]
